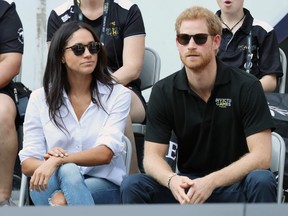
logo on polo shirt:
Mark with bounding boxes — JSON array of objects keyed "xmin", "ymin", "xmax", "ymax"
[
  {"xmin": 107, "ymin": 21, "xmax": 119, "ymax": 37},
  {"xmin": 17, "ymin": 28, "xmax": 24, "ymax": 44},
  {"xmin": 215, "ymin": 98, "xmax": 231, "ymax": 108},
  {"xmin": 61, "ymin": 14, "xmax": 71, "ymax": 22}
]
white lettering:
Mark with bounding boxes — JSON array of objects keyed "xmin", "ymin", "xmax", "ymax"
[{"xmin": 166, "ymin": 141, "xmax": 178, "ymax": 160}]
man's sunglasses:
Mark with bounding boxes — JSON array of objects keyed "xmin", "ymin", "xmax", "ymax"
[
  {"xmin": 64, "ymin": 41, "xmax": 101, "ymax": 56},
  {"xmin": 177, "ymin": 33, "xmax": 211, "ymax": 46}
]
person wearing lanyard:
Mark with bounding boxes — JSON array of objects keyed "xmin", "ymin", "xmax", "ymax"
[
  {"xmin": 216, "ymin": 0, "xmax": 282, "ymax": 92},
  {"xmin": 47, "ymin": 0, "xmax": 146, "ymax": 174}
]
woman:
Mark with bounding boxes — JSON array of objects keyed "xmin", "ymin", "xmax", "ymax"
[
  {"xmin": 47, "ymin": 0, "xmax": 146, "ymax": 173},
  {"xmin": 18, "ymin": 21, "xmax": 131, "ymax": 205}
]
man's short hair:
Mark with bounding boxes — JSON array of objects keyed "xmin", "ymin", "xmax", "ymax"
[{"xmin": 175, "ymin": 6, "xmax": 222, "ymax": 36}]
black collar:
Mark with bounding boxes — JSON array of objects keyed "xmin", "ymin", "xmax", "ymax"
[
  {"xmin": 174, "ymin": 58, "xmax": 231, "ymax": 92},
  {"xmin": 216, "ymin": 8, "xmax": 254, "ymax": 35}
]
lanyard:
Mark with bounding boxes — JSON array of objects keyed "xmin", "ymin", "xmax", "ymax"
[
  {"xmin": 245, "ymin": 31, "xmax": 252, "ymax": 73},
  {"xmin": 100, "ymin": 0, "xmax": 110, "ymax": 44},
  {"xmin": 76, "ymin": 0, "xmax": 110, "ymax": 44}
]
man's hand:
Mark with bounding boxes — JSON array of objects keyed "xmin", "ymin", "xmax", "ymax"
[
  {"xmin": 186, "ymin": 176, "xmax": 214, "ymax": 204},
  {"xmin": 169, "ymin": 175, "xmax": 215, "ymax": 204},
  {"xmin": 169, "ymin": 175, "xmax": 193, "ymax": 204}
]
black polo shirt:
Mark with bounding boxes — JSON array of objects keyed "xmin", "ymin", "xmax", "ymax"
[
  {"xmin": 47, "ymin": 0, "xmax": 145, "ymax": 91},
  {"xmin": 216, "ymin": 8, "xmax": 282, "ymax": 79},
  {"xmin": 0, "ymin": 1, "xmax": 24, "ymax": 54},
  {"xmin": 145, "ymin": 59, "xmax": 274, "ymax": 175}
]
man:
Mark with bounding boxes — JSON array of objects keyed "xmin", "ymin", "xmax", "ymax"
[
  {"xmin": 120, "ymin": 6, "xmax": 276, "ymax": 204},
  {"xmin": 0, "ymin": 0, "xmax": 24, "ymax": 206},
  {"xmin": 216, "ymin": 0, "xmax": 282, "ymax": 92}
]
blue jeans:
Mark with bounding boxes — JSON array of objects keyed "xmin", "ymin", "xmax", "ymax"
[
  {"xmin": 120, "ymin": 170, "xmax": 277, "ymax": 203},
  {"xmin": 30, "ymin": 163, "xmax": 120, "ymax": 205}
]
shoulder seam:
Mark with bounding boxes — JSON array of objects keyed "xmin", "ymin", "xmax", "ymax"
[
  {"xmin": 252, "ymin": 19, "xmax": 274, "ymax": 33},
  {"xmin": 54, "ymin": 0, "xmax": 74, "ymax": 16},
  {"xmin": 113, "ymin": 0, "xmax": 135, "ymax": 10}
]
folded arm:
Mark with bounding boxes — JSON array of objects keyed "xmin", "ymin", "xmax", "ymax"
[
  {"xmin": 112, "ymin": 35, "xmax": 145, "ymax": 85},
  {"xmin": 0, "ymin": 52, "xmax": 22, "ymax": 88},
  {"xmin": 260, "ymin": 74, "xmax": 277, "ymax": 92}
]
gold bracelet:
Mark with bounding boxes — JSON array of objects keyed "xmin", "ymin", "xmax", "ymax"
[{"xmin": 167, "ymin": 173, "xmax": 177, "ymax": 189}]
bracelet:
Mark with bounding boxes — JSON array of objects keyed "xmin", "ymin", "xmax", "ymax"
[{"xmin": 167, "ymin": 173, "xmax": 177, "ymax": 189}]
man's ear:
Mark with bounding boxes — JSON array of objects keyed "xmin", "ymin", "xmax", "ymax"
[{"xmin": 213, "ymin": 34, "xmax": 221, "ymax": 50}]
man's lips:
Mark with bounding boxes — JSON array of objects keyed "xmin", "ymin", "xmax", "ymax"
[{"xmin": 186, "ymin": 53, "xmax": 200, "ymax": 57}]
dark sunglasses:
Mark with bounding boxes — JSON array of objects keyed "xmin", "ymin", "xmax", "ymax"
[
  {"xmin": 177, "ymin": 33, "xmax": 211, "ymax": 46},
  {"xmin": 64, "ymin": 41, "xmax": 101, "ymax": 56}
]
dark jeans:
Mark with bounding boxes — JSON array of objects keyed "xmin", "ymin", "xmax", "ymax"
[{"xmin": 120, "ymin": 170, "xmax": 277, "ymax": 203}]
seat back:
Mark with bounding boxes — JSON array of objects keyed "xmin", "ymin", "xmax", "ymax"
[
  {"xmin": 279, "ymin": 48, "xmax": 287, "ymax": 93},
  {"xmin": 122, "ymin": 135, "xmax": 132, "ymax": 174},
  {"xmin": 271, "ymin": 132, "xmax": 286, "ymax": 203},
  {"xmin": 139, "ymin": 47, "xmax": 161, "ymax": 91},
  {"xmin": 132, "ymin": 47, "xmax": 161, "ymax": 135}
]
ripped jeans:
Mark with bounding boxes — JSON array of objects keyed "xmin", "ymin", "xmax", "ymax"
[{"xmin": 30, "ymin": 163, "xmax": 120, "ymax": 205}]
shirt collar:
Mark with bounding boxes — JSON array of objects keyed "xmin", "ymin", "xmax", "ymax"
[
  {"xmin": 240, "ymin": 8, "xmax": 254, "ymax": 34},
  {"xmin": 216, "ymin": 8, "xmax": 253, "ymax": 35},
  {"xmin": 63, "ymin": 81, "xmax": 112, "ymax": 99},
  {"xmin": 174, "ymin": 58, "xmax": 231, "ymax": 92}
]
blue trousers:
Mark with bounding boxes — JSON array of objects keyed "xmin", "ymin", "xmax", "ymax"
[
  {"xmin": 30, "ymin": 163, "xmax": 120, "ymax": 205},
  {"xmin": 120, "ymin": 170, "xmax": 277, "ymax": 203}
]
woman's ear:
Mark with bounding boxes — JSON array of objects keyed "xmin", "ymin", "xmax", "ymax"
[{"xmin": 62, "ymin": 57, "xmax": 65, "ymax": 64}]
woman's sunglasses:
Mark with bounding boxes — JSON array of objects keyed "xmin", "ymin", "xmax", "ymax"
[
  {"xmin": 177, "ymin": 33, "xmax": 211, "ymax": 46},
  {"xmin": 64, "ymin": 41, "xmax": 101, "ymax": 56}
]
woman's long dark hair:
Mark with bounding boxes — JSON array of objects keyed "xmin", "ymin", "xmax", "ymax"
[{"xmin": 43, "ymin": 20, "xmax": 115, "ymax": 132}]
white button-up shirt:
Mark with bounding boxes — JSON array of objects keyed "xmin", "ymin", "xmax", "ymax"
[{"xmin": 19, "ymin": 82, "xmax": 131, "ymax": 185}]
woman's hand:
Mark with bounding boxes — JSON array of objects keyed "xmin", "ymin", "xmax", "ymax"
[
  {"xmin": 30, "ymin": 156, "xmax": 63, "ymax": 192},
  {"xmin": 44, "ymin": 147, "xmax": 68, "ymax": 160}
]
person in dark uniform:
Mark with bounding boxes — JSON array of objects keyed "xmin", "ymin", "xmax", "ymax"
[
  {"xmin": 216, "ymin": 0, "xmax": 282, "ymax": 92},
  {"xmin": 47, "ymin": 0, "xmax": 146, "ymax": 174},
  {"xmin": 120, "ymin": 6, "xmax": 277, "ymax": 204},
  {"xmin": 0, "ymin": 0, "xmax": 24, "ymax": 207}
]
